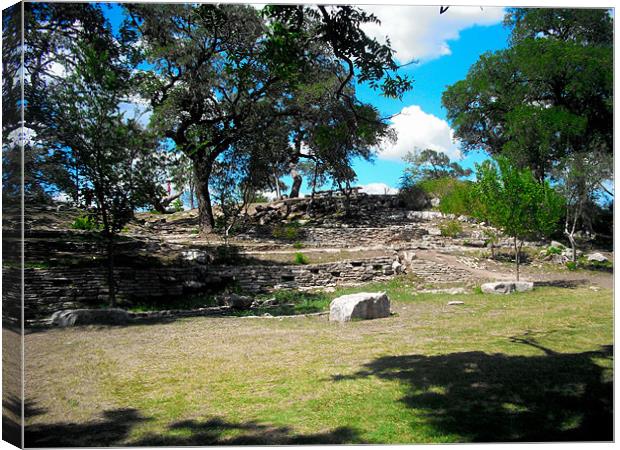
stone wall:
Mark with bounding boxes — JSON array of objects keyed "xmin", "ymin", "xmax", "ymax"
[{"xmin": 13, "ymin": 254, "xmax": 474, "ymax": 323}]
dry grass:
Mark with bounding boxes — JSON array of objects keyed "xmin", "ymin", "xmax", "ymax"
[{"xmin": 23, "ymin": 283, "xmax": 613, "ymax": 445}]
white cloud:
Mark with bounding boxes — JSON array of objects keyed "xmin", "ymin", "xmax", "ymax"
[
  {"xmin": 378, "ymin": 105, "xmax": 459, "ymax": 161},
  {"xmin": 118, "ymin": 99, "xmax": 152, "ymax": 127},
  {"xmin": 361, "ymin": 5, "xmax": 505, "ymax": 63},
  {"xmin": 358, "ymin": 183, "xmax": 399, "ymax": 195}
]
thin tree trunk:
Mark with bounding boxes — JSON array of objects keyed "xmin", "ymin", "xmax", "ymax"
[
  {"xmin": 564, "ymin": 200, "xmax": 580, "ymax": 264},
  {"xmin": 106, "ymin": 235, "xmax": 116, "ymax": 307},
  {"xmin": 514, "ymin": 236, "xmax": 520, "ymax": 281}
]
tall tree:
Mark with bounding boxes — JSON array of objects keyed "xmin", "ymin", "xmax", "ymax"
[
  {"xmin": 125, "ymin": 4, "xmax": 410, "ymax": 232},
  {"xmin": 11, "ymin": 3, "xmax": 112, "ymax": 202},
  {"xmin": 442, "ymin": 8, "xmax": 612, "ymax": 182},
  {"xmin": 40, "ymin": 30, "xmax": 153, "ymax": 306}
]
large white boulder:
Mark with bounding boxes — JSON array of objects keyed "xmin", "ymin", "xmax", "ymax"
[
  {"xmin": 329, "ymin": 292, "xmax": 390, "ymax": 322},
  {"xmin": 51, "ymin": 308, "xmax": 130, "ymax": 327},
  {"xmin": 587, "ymin": 252, "xmax": 609, "ymax": 263},
  {"xmin": 481, "ymin": 281, "xmax": 534, "ymax": 294}
]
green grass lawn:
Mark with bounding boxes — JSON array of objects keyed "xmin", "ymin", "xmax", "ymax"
[{"xmin": 24, "ymin": 281, "xmax": 613, "ymax": 445}]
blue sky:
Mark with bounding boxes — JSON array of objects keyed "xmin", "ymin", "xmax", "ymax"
[{"xmin": 104, "ymin": 4, "xmax": 511, "ymax": 196}]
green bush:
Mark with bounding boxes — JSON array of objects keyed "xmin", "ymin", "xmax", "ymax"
[
  {"xmin": 293, "ymin": 252, "xmax": 309, "ymax": 265},
  {"xmin": 438, "ymin": 181, "xmax": 473, "ymax": 216},
  {"xmin": 418, "ymin": 177, "xmax": 459, "ymax": 199},
  {"xmin": 70, "ymin": 215, "xmax": 102, "ymax": 231},
  {"xmin": 172, "ymin": 198, "xmax": 184, "ymax": 212},
  {"xmin": 293, "ymin": 242, "xmax": 304, "ymax": 249},
  {"xmin": 439, "ymin": 220, "xmax": 463, "ymax": 238},
  {"xmin": 565, "ymin": 261, "xmax": 578, "ymax": 271},
  {"xmin": 398, "ymin": 184, "xmax": 430, "ymax": 210},
  {"xmin": 546, "ymin": 246, "xmax": 563, "ymax": 256},
  {"xmin": 272, "ymin": 221, "xmax": 303, "ymax": 241}
]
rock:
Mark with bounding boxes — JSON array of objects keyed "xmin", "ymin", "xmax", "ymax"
[
  {"xmin": 447, "ymin": 301, "xmax": 464, "ymax": 306},
  {"xmin": 51, "ymin": 308, "xmax": 130, "ymax": 327},
  {"xmin": 551, "ymin": 254, "xmax": 567, "ymax": 264},
  {"xmin": 181, "ymin": 250, "xmax": 208, "ymax": 263},
  {"xmin": 587, "ymin": 252, "xmax": 609, "ymax": 263},
  {"xmin": 323, "ymin": 286, "xmax": 336, "ymax": 293},
  {"xmin": 329, "ymin": 292, "xmax": 390, "ymax": 322},
  {"xmin": 561, "ymin": 248, "xmax": 582, "ymax": 258},
  {"xmin": 392, "ymin": 260, "xmax": 403, "ymax": 274},
  {"xmin": 589, "ymin": 286, "xmax": 600, "ymax": 291},
  {"xmin": 430, "ymin": 197, "xmax": 441, "ymax": 207},
  {"xmin": 550, "ymin": 240, "xmax": 565, "ymax": 249},
  {"xmin": 420, "ymin": 287, "xmax": 469, "ymax": 295},
  {"xmin": 481, "ymin": 281, "xmax": 534, "ymax": 294},
  {"xmin": 222, "ymin": 293, "xmax": 253, "ymax": 310}
]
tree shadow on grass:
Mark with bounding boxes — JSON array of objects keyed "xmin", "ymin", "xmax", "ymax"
[
  {"xmin": 26, "ymin": 408, "xmax": 147, "ymax": 447},
  {"xmin": 332, "ymin": 338, "xmax": 613, "ymax": 442},
  {"xmin": 25, "ymin": 408, "xmax": 361, "ymax": 447},
  {"xmin": 133, "ymin": 417, "xmax": 361, "ymax": 446}
]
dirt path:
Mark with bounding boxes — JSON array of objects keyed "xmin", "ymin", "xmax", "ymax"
[{"xmin": 416, "ymin": 249, "xmax": 613, "ymax": 290}]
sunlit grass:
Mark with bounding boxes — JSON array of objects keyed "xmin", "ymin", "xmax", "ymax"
[{"xmin": 25, "ymin": 282, "xmax": 613, "ymax": 445}]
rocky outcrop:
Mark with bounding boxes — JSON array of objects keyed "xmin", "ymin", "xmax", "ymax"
[
  {"xmin": 587, "ymin": 252, "xmax": 609, "ymax": 263},
  {"xmin": 481, "ymin": 281, "xmax": 534, "ymax": 294},
  {"xmin": 329, "ymin": 292, "xmax": 391, "ymax": 322}
]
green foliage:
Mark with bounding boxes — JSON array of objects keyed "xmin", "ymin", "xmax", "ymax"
[
  {"xmin": 402, "ymin": 149, "xmax": 471, "ymax": 184},
  {"xmin": 293, "ymin": 242, "xmax": 304, "ymax": 249},
  {"xmin": 437, "ymin": 181, "xmax": 474, "ymax": 216},
  {"xmin": 442, "ymin": 9, "xmax": 612, "ymax": 181},
  {"xmin": 293, "ymin": 252, "xmax": 309, "ymax": 265},
  {"xmin": 172, "ymin": 198, "xmax": 184, "ymax": 212},
  {"xmin": 272, "ymin": 221, "xmax": 303, "ymax": 241},
  {"xmin": 439, "ymin": 220, "xmax": 463, "ymax": 238},
  {"xmin": 71, "ymin": 215, "xmax": 102, "ymax": 231},
  {"xmin": 471, "ymin": 158, "xmax": 563, "ymax": 241},
  {"xmin": 471, "ymin": 157, "xmax": 563, "ymax": 279},
  {"xmin": 252, "ymin": 193, "xmax": 270, "ymax": 203},
  {"xmin": 546, "ymin": 246, "xmax": 563, "ymax": 256},
  {"xmin": 565, "ymin": 261, "xmax": 578, "ymax": 271}
]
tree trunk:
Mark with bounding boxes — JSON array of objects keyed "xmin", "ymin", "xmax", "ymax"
[
  {"xmin": 565, "ymin": 230, "xmax": 577, "ymax": 263},
  {"xmin": 106, "ymin": 234, "xmax": 116, "ymax": 307},
  {"xmin": 289, "ymin": 165, "xmax": 302, "ymax": 198},
  {"xmin": 193, "ymin": 156, "xmax": 215, "ymax": 233},
  {"xmin": 514, "ymin": 237, "xmax": 520, "ymax": 281}
]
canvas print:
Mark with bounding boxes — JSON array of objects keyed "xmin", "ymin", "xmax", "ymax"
[{"xmin": 2, "ymin": 1, "xmax": 614, "ymax": 447}]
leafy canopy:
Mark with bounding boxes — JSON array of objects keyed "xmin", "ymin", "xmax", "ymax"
[{"xmin": 471, "ymin": 157, "xmax": 563, "ymax": 242}]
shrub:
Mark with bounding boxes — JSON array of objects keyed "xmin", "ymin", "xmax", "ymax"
[
  {"xmin": 293, "ymin": 252, "xmax": 309, "ymax": 265},
  {"xmin": 565, "ymin": 261, "xmax": 578, "ymax": 271},
  {"xmin": 398, "ymin": 184, "xmax": 430, "ymax": 210},
  {"xmin": 293, "ymin": 242, "xmax": 304, "ymax": 249},
  {"xmin": 438, "ymin": 181, "xmax": 474, "ymax": 215},
  {"xmin": 272, "ymin": 221, "xmax": 303, "ymax": 241},
  {"xmin": 71, "ymin": 215, "xmax": 102, "ymax": 231},
  {"xmin": 172, "ymin": 198, "xmax": 184, "ymax": 212},
  {"xmin": 418, "ymin": 177, "xmax": 459, "ymax": 199},
  {"xmin": 439, "ymin": 220, "xmax": 463, "ymax": 238},
  {"xmin": 546, "ymin": 246, "xmax": 562, "ymax": 256}
]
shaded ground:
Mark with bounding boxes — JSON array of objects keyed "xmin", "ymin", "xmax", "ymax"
[{"xmin": 23, "ymin": 284, "xmax": 613, "ymax": 445}]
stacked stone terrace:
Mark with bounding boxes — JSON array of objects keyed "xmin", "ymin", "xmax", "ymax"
[{"xmin": 3, "ymin": 194, "xmax": 522, "ymax": 324}]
